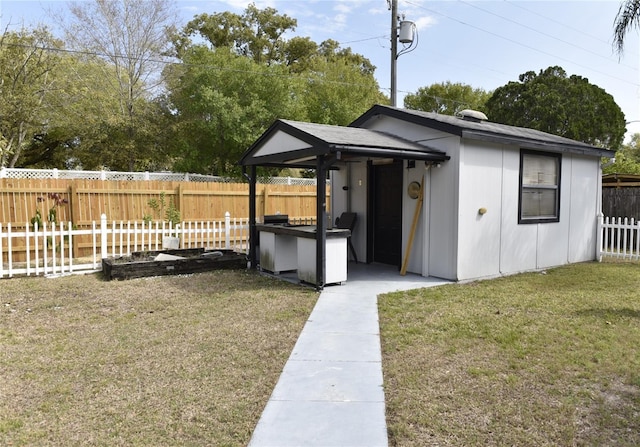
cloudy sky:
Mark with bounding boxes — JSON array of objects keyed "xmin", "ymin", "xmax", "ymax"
[{"xmin": 2, "ymin": 0, "xmax": 639, "ymax": 140}]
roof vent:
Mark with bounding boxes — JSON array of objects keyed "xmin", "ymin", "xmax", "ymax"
[{"xmin": 457, "ymin": 109, "xmax": 488, "ymax": 123}]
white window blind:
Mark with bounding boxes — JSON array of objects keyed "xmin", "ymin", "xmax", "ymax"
[{"xmin": 520, "ymin": 152, "xmax": 560, "ymax": 223}]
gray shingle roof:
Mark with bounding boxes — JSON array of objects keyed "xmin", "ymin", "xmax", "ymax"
[
  {"xmin": 239, "ymin": 118, "xmax": 449, "ymax": 167},
  {"xmin": 352, "ymin": 105, "xmax": 615, "ymax": 158},
  {"xmin": 279, "ymin": 119, "xmax": 438, "ymax": 152}
]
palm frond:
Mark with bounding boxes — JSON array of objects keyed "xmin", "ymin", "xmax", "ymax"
[{"xmin": 614, "ymin": 0, "xmax": 640, "ymax": 54}]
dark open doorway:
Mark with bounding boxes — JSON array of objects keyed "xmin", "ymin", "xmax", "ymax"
[{"xmin": 368, "ymin": 159, "xmax": 403, "ymax": 267}]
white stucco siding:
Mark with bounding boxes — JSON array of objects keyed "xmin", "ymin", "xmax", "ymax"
[
  {"xmin": 567, "ymin": 155, "xmax": 600, "ymax": 262},
  {"xmin": 330, "ymin": 161, "xmax": 368, "ymax": 263},
  {"xmin": 426, "ymin": 139, "xmax": 460, "ymax": 280},
  {"xmin": 456, "ymin": 140, "xmax": 504, "ymax": 280},
  {"xmin": 499, "ymin": 151, "xmax": 600, "ymax": 274},
  {"xmin": 360, "ymin": 115, "xmax": 460, "ymax": 280},
  {"xmin": 402, "ymin": 161, "xmax": 427, "ymax": 274},
  {"xmin": 253, "ymin": 132, "xmax": 309, "ymax": 158},
  {"xmin": 535, "ymin": 157, "xmax": 572, "ymax": 269},
  {"xmin": 498, "ymin": 148, "xmax": 538, "ymax": 274},
  {"xmin": 330, "ymin": 169, "xmax": 347, "ymax": 220},
  {"xmin": 349, "ymin": 162, "xmax": 368, "ymax": 260}
]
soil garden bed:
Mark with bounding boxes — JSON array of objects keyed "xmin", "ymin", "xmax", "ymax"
[{"xmin": 102, "ymin": 248, "xmax": 247, "ymax": 280}]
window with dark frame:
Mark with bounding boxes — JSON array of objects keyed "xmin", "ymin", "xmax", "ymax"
[{"xmin": 518, "ymin": 150, "xmax": 561, "ymax": 224}]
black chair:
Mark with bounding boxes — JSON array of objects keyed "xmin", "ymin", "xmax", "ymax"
[{"xmin": 335, "ymin": 212, "xmax": 358, "ymax": 263}]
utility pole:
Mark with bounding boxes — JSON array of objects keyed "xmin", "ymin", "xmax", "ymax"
[
  {"xmin": 390, "ymin": 0, "xmax": 398, "ymax": 107},
  {"xmin": 389, "ymin": 0, "xmax": 416, "ymax": 108}
]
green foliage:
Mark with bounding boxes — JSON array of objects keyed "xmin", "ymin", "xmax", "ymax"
[
  {"xmin": 603, "ymin": 133, "xmax": 640, "ymax": 175},
  {"xmin": 0, "ymin": 27, "xmax": 64, "ymax": 168},
  {"xmin": 0, "ymin": 23, "xmax": 171, "ymax": 171},
  {"xmin": 62, "ymin": 0, "xmax": 176, "ymax": 171},
  {"xmin": 165, "ymin": 4, "xmax": 383, "ymax": 175},
  {"xmin": 30, "ymin": 193, "xmax": 69, "ymax": 229},
  {"xmin": 177, "ymin": 4, "xmax": 297, "ymax": 64},
  {"xmin": 298, "ymin": 39, "xmax": 384, "ymax": 125},
  {"xmin": 485, "ymin": 66, "xmax": 626, "ymax": 149},
  {"xmin": 144, "ymin": 192, "xmax": 181, "ymax": 226},
  {"xmin": 613, "ymin": 0, "xmax": 640, "ymax": 54},
  {"xmin": 404, "ymin": 81, "xmax": 491, "ymax": 115},
  {"xmin": 3, "ymin": 4, "xmax": 383, "ymax": 175},
  {"xmin": 163, "ymin": 46, "xmax": 297, "ymax": 175}
]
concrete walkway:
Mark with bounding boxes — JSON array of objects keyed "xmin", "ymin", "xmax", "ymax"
[{"xmin": 249, "ymin": 263, "xmax": 450, "ymax": 447}]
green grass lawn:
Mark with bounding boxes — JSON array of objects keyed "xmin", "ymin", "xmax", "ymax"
[
  {"xmin": 0, "ymin": 270, "xmax": 318, "ymax": 446},
  {"xmin": 379, "ymin": 261, "xmax": 640, "ymax": 446},
  {"xmin": 2, "ymin": 261, "xmax": 639, "ymax": 446}
]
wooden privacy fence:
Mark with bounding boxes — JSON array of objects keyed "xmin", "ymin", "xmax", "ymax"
[
  {"xmin": 0, "ymin": 178, "xmax": 330, "ymax": 227},
  {"xmin": 602, "ymin": 174, "xmax": 640, "ymax": 221}
]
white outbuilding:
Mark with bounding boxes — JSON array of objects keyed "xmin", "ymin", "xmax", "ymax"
[{"xmin": 239, "ymin": 105, "xmax": 614, "ymax": 287}]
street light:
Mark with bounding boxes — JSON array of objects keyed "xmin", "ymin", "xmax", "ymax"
[{"xmin": 389, "ymin": 0, "xmax": 417, "ymax": 107}]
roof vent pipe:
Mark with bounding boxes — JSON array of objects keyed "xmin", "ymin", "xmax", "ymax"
[{"xmin": 457, "ymin": 109, "xmax": 488, "ymax": 123}]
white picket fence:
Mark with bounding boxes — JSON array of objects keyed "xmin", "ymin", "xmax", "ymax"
[
  {"xmin": 600, "ymin": 216, "xmax": 640, "ymax": 260},
  {"xmin": 0, "ymin": 212, "xmax": 250, "ymax": 278},
  {"xmin": 5, "ymin": 213, "xmax": 635, "ymax": 278}
]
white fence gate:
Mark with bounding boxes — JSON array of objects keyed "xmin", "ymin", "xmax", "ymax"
[{"xmin": 0, "ymin": 212, "xmax": 249, "ymax": 278}]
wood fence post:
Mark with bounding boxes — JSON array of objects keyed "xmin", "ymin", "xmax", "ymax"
[
  {"xmin": 176, "ymin": 184, "xmax": 184, "ymax": 219},
  {"xmin": 262, "ymin": 186, "xmax": 268, "ymax": 219},
  {"xmin": 69, "ymin": 182, "xmax": 80, "ymax": 257}
]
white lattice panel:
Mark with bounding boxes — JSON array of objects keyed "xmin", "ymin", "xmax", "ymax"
[{"xmin": 0, "ymin": 167, "xmax": 325, "ymax": 185}]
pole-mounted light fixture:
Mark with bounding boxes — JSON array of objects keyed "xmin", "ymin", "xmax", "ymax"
[{"xmin": 389, "ymin": 0, "xmax": 417, "ymax": 107}]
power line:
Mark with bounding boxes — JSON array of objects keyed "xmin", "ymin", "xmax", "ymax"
[
  {"xmin": 338, "ymin": 34, "xmax": 388, "ymax": 45},
  {"xmin": 503, "ymin": 0, "xmax": 613, "ymax": 47},
  {"xmin": 0, "ymin": 40, "xmax": 386, "ymax": 90},
  {"xmin": 462, "ymin": 0, "xmax": 636, "ymax": 71},
  {"xmin": 403, "ymin": 0, "xmax": 639, "ymax": 88}
]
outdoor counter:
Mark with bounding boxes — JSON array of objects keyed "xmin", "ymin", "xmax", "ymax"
[{"xmin": 256, "ymin": 224, "xmax": 350, "ymax": 285}]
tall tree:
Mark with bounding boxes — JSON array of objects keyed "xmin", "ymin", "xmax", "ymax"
[
  {"xmin": 485, "ymin": 66, "xmax": 626, "ymax": 149},
  {"xmin": 165, "ymin": 5, "xmax": 384, "ymax": 175},
  {"xmin": 0, "ymin": 27, "xmax": 63, "ymax": 167},
  {"xmin": 404, "ymin": 81, "xmax": 491, "ymax": 115},
  {"xmin": 18, "ymin": 54, "xmax": 122, "ymax": 169},
  {"xmin": 162, "ymin": 46, "xmax": 300, "ymax": 175},
  {"xmin": 177, "ymin": 4, "xmax": 296, "ymax": 64},
  {"xmin": 299, "ymin": 39, "xmax": 385, "ymax": 125},
  {"xmin": 57, "ymin": 0, "xmax": 177, "ymax": 170},
  {"xmin": 614, "ymin": 0, "xmax": 640, "ymax": 54}
]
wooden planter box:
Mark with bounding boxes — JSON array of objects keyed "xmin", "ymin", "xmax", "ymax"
[{"xmin": 102, "ymin": 248, "xmax": 247, "ymax": 281}]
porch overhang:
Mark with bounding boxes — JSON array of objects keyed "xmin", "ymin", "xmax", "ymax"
[
  {"xmin": 238, "ymin": 119, "xmax": 450, "ymax": 168},
  {"xmin": 239, "ymin": 118, "xmax": 449, "ymax": 290}
]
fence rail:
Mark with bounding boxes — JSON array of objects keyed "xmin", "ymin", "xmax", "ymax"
[{"xmin": 600, "ymin": 216, "xmax": 640, "ymax": 260}]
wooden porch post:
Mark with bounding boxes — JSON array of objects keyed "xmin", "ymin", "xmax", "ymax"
[
  {"xmin": 247, "ymin": 166, "xmax": 257, "ymax": 270},
  {"xmin": 316, "ymin": 156, "xmax": 327, "ymax": 289}
]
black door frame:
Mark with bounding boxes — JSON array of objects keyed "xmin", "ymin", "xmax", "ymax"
[{"xmin": 366, "ymin": 159, "xmax": 403, "ymax": 266}]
